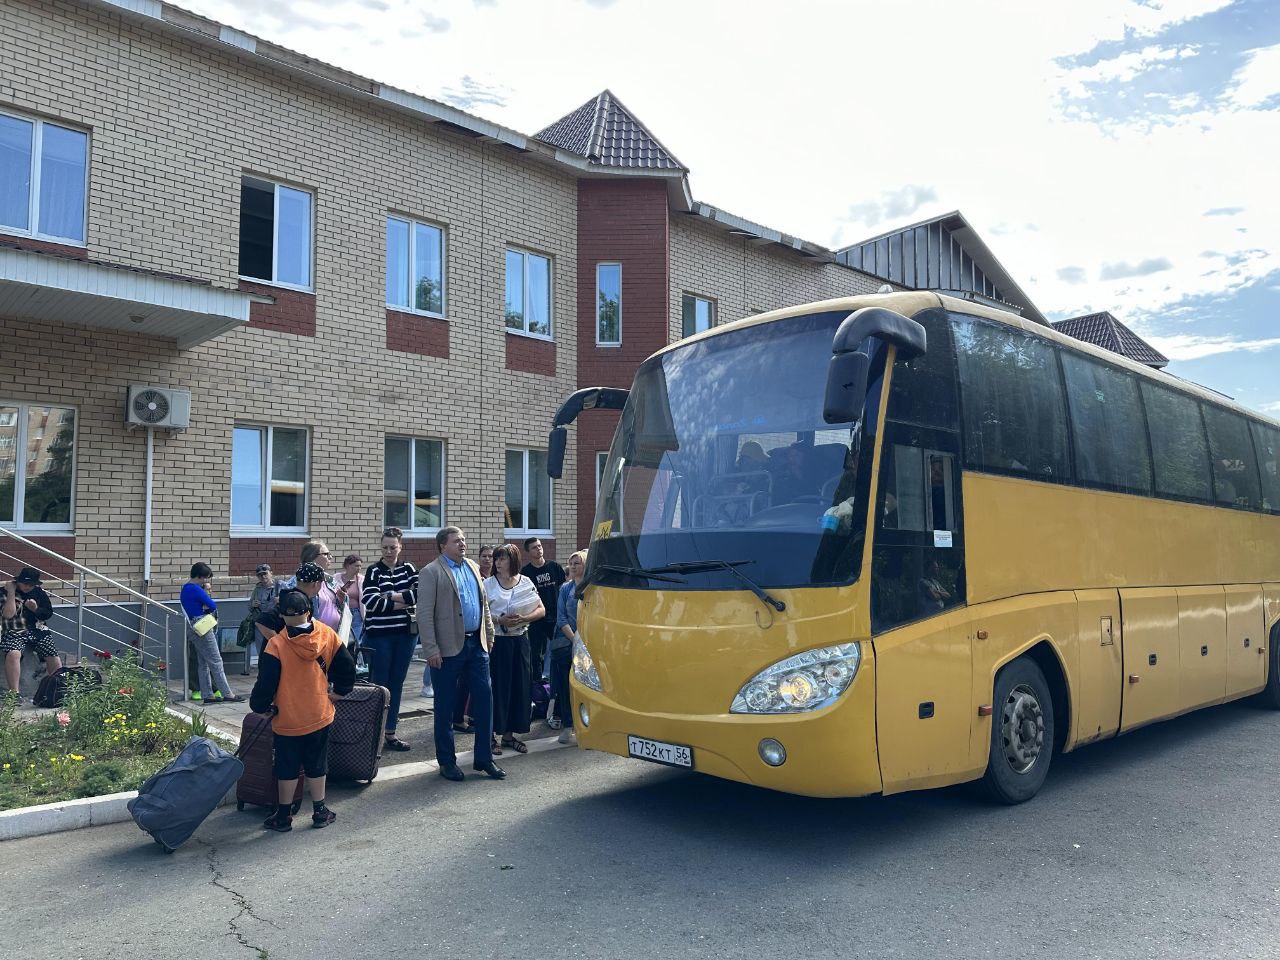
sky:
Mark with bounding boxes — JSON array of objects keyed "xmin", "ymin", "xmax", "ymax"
[{"xmin": 183, "ymin": 0, "xmax": 1279, "ymax": 414}]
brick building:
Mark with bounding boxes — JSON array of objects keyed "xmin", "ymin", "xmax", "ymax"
[{"xmin": 0, "ymin": 0, "xmax": 894, "ymax": 598}]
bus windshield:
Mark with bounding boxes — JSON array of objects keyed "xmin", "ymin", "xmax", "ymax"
[{"xmin": 590, "ymin": 311, "xmax": 880, "ymax": 592}]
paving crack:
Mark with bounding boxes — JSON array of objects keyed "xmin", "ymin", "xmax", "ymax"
[{"xmin": 198, "ymin": 839, "xmax": 279, "ymax": 957}]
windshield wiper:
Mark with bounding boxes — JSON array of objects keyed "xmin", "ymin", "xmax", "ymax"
[
  {"xmin": 594, "ymin": 563, "xmax": 688, "ymax": 584},
  {"xmin": 640, "ymin": 560, "xmax": 786, "ymax": 613}
]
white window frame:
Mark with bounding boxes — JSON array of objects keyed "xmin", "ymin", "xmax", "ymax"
[
  {"xmin": 0, "ymin": 108, "xmax": 90, "ymax": 246},
  {"xmin": 383, "ymin": 435, "xmax": 446, "ymax": 534},
  {"xmin": 230, "ymin": 424, "xmax": 310, "ymax": 535},
  {"xmin": 504, "ymin": 447, "xmax": 553, "ymax": 537},
  {"xmin": 0, "ymin": 400, "xmax": 78, "ymax": 532},
  {"xmin": 237, "ymin": 175, "xmax": 315, "ymax": 293},
  {"xmin": 596, "ymin": 262, "xmax": 622, "ymax": 346},
  {"xmin": 385, "ymin": 214, "xmax": 448, "ymax": 319},
  {"xmin": 682, "ymin": 293, "xmax": 716, "ymax": 337},
  {"xmin": 504, "ymin": 247, "xmax": 554, "ymax": 341}
]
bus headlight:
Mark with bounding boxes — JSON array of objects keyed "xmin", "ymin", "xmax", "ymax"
[
  {"xmin": 729, "ymin": 643, "xmax": 861, "ymax": 714},
  {"xmin": 572, "ymin": 634, "xmax": 602, "ymax": 692}
]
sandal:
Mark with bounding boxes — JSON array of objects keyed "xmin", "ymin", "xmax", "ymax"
[
  {"xmin": 452, "ymin": 722, "xmax": 475, "ymax": 733},
  {"xmin": 383, "ymin": 736, "xmax": 411, "ymax": 752},
  {"xmin": 491, "ymin": 736, "xmax": 503, "ymax": 756},
  {"xmin": 501, "ymin": 737, "xmax": 528, "ymax": 754}
]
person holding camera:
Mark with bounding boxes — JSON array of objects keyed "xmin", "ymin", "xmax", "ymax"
[{"xmin": 360, "ymin": 526, "xmax": 418, "ymax": 751}]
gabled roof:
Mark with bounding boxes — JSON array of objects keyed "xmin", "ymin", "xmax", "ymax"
[
  {"xmin": 1052, "ymin": 311, "xmax": 1169, "ymax": 368},
  {"xmin": 836, "ymin": 211, "xmax": 1047, "ymax": 326},
  {"xmin": 535, "ymin": 90, "xmax": 686, "ymax": 171}
]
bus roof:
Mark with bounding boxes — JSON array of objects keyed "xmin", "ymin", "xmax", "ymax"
[{"xmin": 652, "ymin": 292, "xmax": 1280, "ymax": 429}]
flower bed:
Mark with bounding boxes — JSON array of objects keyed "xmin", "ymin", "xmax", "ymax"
[{"xmin": 0, "ymin": 653, "xmax": 212, "ymax": 811}]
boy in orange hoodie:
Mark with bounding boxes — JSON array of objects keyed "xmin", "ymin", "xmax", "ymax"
[{"xmin": 250, "ymin": 581, "xmax": 356, "ymax": 832}]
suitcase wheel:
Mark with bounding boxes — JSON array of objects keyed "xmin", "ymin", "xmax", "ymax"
[{"xmin": 236, "ymin": 801, "xmax": 245, "ymax": 811}]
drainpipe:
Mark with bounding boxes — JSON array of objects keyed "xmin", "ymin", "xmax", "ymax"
[{"xmin": 144, "ymin": 426, "xmax": 154, "ymax": 585}]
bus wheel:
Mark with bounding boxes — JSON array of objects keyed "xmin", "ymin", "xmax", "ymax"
[
  {"xmin": 1255, "ymin": 624, "xmax": 1280, "ymax": 709},
  {"xmin": 980, "ymin": 657, "xmax": 1055, "ymax": 804}
]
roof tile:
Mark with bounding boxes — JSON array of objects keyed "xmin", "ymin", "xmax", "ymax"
[
  {"xmin": 1052, "ymin": 311, "xmax": 1169, "ymax": 367},
  {"xmin": 535, "ymin": 90, "xmax": 685, "ymax": 171}
]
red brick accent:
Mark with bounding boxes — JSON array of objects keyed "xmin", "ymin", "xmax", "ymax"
[
  {"xmin": 229, "ymin": 537, "xmax": 310, "ymax": 576},
  {"xmin": 238, "ymin": 280, "xmax": 316, "ymax": 336},
  {"xmin": 386, "ymin": 309, "xmax": 449, "ymax": 358},
  {"xmin": 0, "ymin": 535, "xmax": 76, "ymax": 581},
  {"xmin": 505, "ymin": 332, "xmax": 556, "ymax": 376},
  {"xmin": 574, "ymin": 178, "xmax": 670, "ymax": 545},
  {"xmin": 401, "ymin": 539, "xmax": 441, "ymax": 567},
  {"xmin": 0, "ymin": 235, "xmax": 89, "ymax": 259}
]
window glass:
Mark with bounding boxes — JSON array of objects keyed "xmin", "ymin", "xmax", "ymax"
[
  {"xmin": 0, "ymin": 115, "xmax": 33, "ymax": 231},
  {"xmin": 1251, "ymin": 421, "xmax": 1280, "ymax": 512},
  {"xmin": 1060, "ymin": 352, "xmax": 1153, "ymax": 494},
  {"xmin": 1202, "ymin": 405, "xmax": 1262, "ymax": 510},
  {"xmin": 37, "ymin": 125, "xmax": 86, "ymax": 243},
  {"xmin": 231, "ymin": 427, "xmax": 263, "ymax": 526},
  {"xmin": 275, "ymin": 185, "xmax": 311, "ymax": 288},
  {"xmin": 504, "ymin": 450, "xmax": 524, "ymax": 530},
  {"xmin": 528, "ymin": 449, "xmax": 550, "ymax": 531},
  {"xmin": 886, "ymin": 309, "xmax": 959, "ymax": 430},
  {"xmin": 597, "ymin": 263, "xmax": 621, "ymax": 344},
  {"xmin": 22, "ymin": 406, "xmax": 75, "ymax": 525},
  {"xmin": 0, "ymin": 407, "xmax": 19, "ymax": 523},
  {"xmin": 385, "ymin": 218, "xmax": 409, "ymax": 308},
  {"xmin": 1141, "ymin": 383, "xmax": 1213, "ymax": 502},
  {"xmin": 681, "ymin": 295, "xmax": 714, "ymax": 338},
  {"xmin": 413, "ymin": 438, "xmax": 443, "ymax": 528},
  {"xmin": 238, "ymin": 178, "xmax": 274, "ymax": 281},
  {"xmin": 952, "ymin": 315, "xmax": 1070, "ymax": 481},
  {"xmin": 268, "ymin": 427, "xmax": 307, "ymax": 527},
  {"xmin": 413, "ymin": 222, "xmax": 444, "ymax": 314},
  {"xmin": 526, "ymin": 253, "xmax": 550, "ymax": 336},
  {"xmin": 383, "ymin": 436, "xmax": 410, "ymax": 527},
  {"xmin": 504, "ymin": 250, "xmax": 524, "ymax": 330}
]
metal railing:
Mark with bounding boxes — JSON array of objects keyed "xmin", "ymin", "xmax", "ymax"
[{"xmin": 0, "ymin": 527, "xmax": 188, "ymax": 699}]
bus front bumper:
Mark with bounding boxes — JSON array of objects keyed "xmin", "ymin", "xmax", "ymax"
[{"xmin": 568, "ymin": 655, "xmax": 882, "ymax": 799}]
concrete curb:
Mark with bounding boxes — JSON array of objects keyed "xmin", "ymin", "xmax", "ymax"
[{"xmin": 0, "ymin": 735, "xmax": 571, "ymax": 842}]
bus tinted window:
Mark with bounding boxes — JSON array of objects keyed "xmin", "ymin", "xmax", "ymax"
[
  {"xmin": 886, "ymin": 308, "xmax": 959, "ymax": 431},
  {"xmin": 1141, "ymin": 382, "xmax": 1213, "ymax": 502},
  {"xmin": 952, "ymin": 315, "xmax": 1070, "ymax": 481},
  {"xmin": 1201, "ymin": 405, "xmax": 1262, "ymax": 510},
  {"xmin": 1250, "ymin": 420, "xmax": 1280, "ymax": 512},
  {"xmin": 1060, "ymin": 352, "xmax": 1153, "ymax": 495}
]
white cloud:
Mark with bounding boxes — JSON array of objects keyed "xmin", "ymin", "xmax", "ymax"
[
  {"xmin": 1058, "ymin": 44, "xmax": 1198, "ymax": 98},
  {"xmin": 1222, "ymin": 43, "xmax": 1280, "ymax": 108},
  {"xmin": 1146, "ymin": 334, "xmax": 1280, "ymax": 362},
  {"xmin": 1261, "ymin": 400, "xmax": 1280, "ymax": 415}
]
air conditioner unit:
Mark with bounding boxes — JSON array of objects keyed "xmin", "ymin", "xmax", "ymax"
[{"xmin": 126, "ymin": 386, "xmax": 191, "ymax": 429}]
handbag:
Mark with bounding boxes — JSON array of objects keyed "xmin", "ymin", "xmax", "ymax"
[
  {"xmin": 405, "ymin": 606, "xmax": 419, "ymax": 637},
  {"xmin": 235, "ymin": 610, "xmax": 261, "ymax": 648},
  {"xmin": 191, "ymin": 613, "xmax": 217, "ymax": 637}
]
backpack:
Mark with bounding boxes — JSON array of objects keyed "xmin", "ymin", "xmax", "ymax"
[
  {"xmin": 530, "ymin": 679, "xmax": 551, "ymax": 720},
  {"xmin": 33, "ymin": 665, "xmax": 103, "ymax": 708}
]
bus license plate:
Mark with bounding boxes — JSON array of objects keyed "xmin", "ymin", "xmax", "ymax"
[{"xmin": 628, "ymin": 735, "xmax": 693, "ymax": 768}]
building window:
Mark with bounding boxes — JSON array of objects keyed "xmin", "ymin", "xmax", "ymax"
[
  {"xmin": 238, "ymin": 176, "xmax": 313, "ymax": 290},
  {"xmin": 0, "ymin": 110, "xmax": 88, "ymax": 244},
  {"xmin": 596, "ymin": 263, "xmax": 621, "ymax": 345},
  {"xmin": 383, "ymin": 436, "xmax": 444, "ymax": 531},
  {"xmin": 231, "ymin": 425, "xmax": 308, "ymax": 532},
  {"xmin": 595, "ymin": 451, "xmax": 609, "ymax": 505},
  {"xmin": 504, "ymin": 248, "xmax": 552, "ymax": 337},
  {"xmin": 386, "ymin": 216, "xmax": 445, "ymax": 316},
  {"xmin": 504, "ymin": 448, "xmax": 552, "ymax": 534},
  {"xmin": 681, "ymin": 294, "xmax": 715, "ymax": 338},
  {"xmin": 0, "ymin": 403, "xmax": 76, "ymax": 530}
]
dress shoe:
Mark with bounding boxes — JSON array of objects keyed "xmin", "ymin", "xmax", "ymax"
[
  {"xmin": 438, "ymin": 763, "xmax": 465, "ymax": 782},
  {"xmin": 473, "ymin": 761, "xmax": 506, "ymax": 780}
]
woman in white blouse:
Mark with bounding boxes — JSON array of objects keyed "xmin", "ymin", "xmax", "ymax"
[{"xmin": 484, "ymin": 543, "xmax": 544, "ymax": 755}]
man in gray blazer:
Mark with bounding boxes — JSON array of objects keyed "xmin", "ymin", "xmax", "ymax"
[{"xmin": 419, "ymin": 525, "xmax": 503, "ymax": 781}]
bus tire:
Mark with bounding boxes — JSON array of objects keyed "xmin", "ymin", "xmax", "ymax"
[
  {"xmin": 979, "ymin": 657, "xmax": 1055, "ymax": 804},
  {"xmin": 1255, "ymin": 623, "xmax": 1280, "ymax": 709}
]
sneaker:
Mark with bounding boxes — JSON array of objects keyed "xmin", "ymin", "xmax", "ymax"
[
  {"xmin": 189, "ymin": 691, "xmax": 202, "ymax": 701},
  {"xmin": 557, "ymin": 728, "xmax": 576, "ymax": 745},
  {"xmin": 262, "ymin": 814, "xmax": 292, "ymax": 833},
  {"xmin": 311, "ymin": 806, "xmax": 337, "ymax": 828},
  {"xmin": 547, "ymin": 716, "xmax": 562, "ymax": 730},
  {"xmin": 420, "ymin": 685, "xmax": 434, "ymax": 698},
  {"xmin": 211, "ymin": 692, "xmax": 224, "ymax": 702}
]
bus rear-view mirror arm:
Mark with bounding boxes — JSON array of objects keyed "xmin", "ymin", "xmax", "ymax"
[
  {"xmin": 823, "ymin": 307, "xmax": 927, "ymax": 424},
  {"xmin": 546, "ymin": 386, "xmax": 631, "ymax": 479}
]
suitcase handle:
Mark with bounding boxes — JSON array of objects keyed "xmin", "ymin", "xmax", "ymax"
[{"xmin": 234, "ymin": 708, "xmax": 276, "ymax": 759}]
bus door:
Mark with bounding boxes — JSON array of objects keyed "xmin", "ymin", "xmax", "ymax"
[
  {"xmin": 1072, "ymin": 590, "xmax": 1122, "ymax": 745},
  {"xmin": 1119, "ymin": 587, "xmax": 1181, "ymax": 731}
]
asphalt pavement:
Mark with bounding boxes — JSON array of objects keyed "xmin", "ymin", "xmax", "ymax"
[{"xmin": 4, "ymin": 699, "xmax": 1280, "ymax": 960}]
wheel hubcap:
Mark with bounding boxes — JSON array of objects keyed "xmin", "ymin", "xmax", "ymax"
[{"xmin": 1001, "ymin": 683, "xmax": 1045, "ymax": 775}]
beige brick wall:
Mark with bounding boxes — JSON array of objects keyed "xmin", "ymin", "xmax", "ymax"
[
  {"xmin": 669, "ymin": 215, "xmax": 886, "ymax": 342},
  {"xmin": 0, "ymin": 0, "xmax": 579, "ymax": 596}
]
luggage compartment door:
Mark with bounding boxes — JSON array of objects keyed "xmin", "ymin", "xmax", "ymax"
[
  {"xmin": 1073, "ymin": 589, "xmax": 1122, "ymax": 746},
  {"xmin": 1225, "ymin": 585, "xmax": 1267, "ymax": 698},
  {"xmin": 1120, "ymin": 587, "xmax": 1180, "ymax": 732}
]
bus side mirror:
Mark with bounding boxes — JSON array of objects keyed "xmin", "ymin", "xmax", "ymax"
[
  {"xmin": 547, "ymin": 426, "xmax": 568, "ymax": 479},
  {"xmin": 823, "ymin": 351, "xmax": 871, "ymax": 424}
]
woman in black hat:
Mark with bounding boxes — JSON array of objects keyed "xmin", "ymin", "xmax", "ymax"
[{"xmin": 1, "ymin": 567, "xmax": 61, "ymax": 702}]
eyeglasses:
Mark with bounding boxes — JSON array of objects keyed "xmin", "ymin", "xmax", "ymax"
[{"xmin": 319, "ymin": 551, "xmax": 333, "ymax": 558}]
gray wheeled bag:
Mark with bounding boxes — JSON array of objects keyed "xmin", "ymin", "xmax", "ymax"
[{"xmin": 127, "ymin": 736, "xmax": 244, "ymax": 852}]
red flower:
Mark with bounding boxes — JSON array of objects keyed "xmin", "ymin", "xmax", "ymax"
[
  {"xmin": 118, "ymin": 687, "xmax": 134, "ymax": 696},
  {"xmin": 155, "ymin": 661, "xmax": 167, "ymax": 671}
]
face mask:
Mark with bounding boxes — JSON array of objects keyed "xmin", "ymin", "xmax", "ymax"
[{"xmin": 285, "ymin": 622, "xmax": 314, "ymax": 637}]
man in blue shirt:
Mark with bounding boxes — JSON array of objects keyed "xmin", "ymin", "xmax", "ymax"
[{"xmin": 418, "ymin": 526, "xmax": 502, "ymax": 782}]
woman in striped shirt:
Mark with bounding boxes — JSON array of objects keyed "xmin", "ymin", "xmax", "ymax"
[{"xmin": 361, "ymin": 526, "xmax": 418, "ymax": 751}]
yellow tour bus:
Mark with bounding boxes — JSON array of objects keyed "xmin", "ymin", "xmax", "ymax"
[{"xmin": 546, "ymin": 291, "xmax": 1280, "ymax": 802}]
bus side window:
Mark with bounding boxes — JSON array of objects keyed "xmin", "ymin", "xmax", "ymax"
[{"xmin": 881, "ymin": 446, "xmax": 955, "ymax": 533}]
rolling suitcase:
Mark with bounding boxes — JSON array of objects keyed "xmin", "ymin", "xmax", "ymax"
[
  {"xmin": 127, "ymin": 736, "xmax": 243, "ymax": 853},
  {"xmin": 235, "ymin": 711, "xmax": 303, "ymax": 812},
  {"xmin": 328, "ymin": 681, "xmax": 390, "ymax": 783}
]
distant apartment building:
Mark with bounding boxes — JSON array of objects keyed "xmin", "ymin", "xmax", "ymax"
[{"xmin": 0, "ymin": 0, "xmax": 911, "ymax": 594}]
